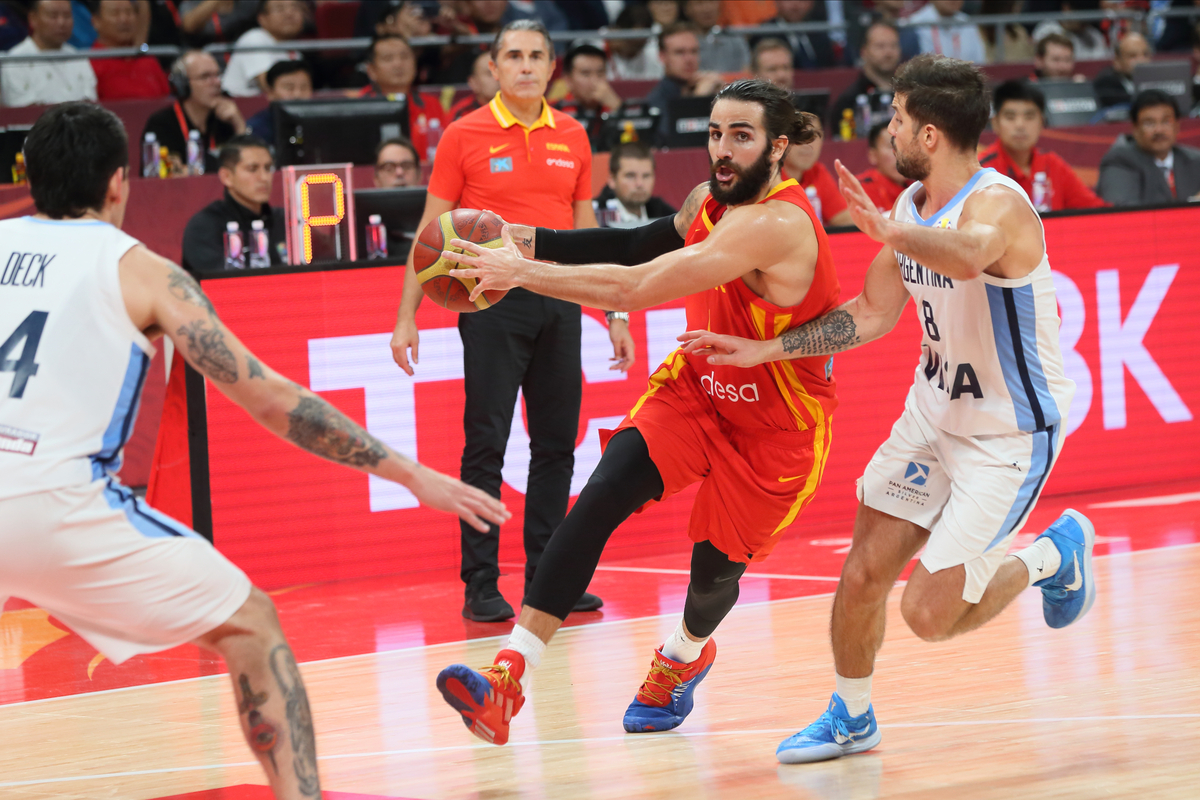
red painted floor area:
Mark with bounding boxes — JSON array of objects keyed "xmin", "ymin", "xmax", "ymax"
[{"xmin": 2, "ymin": 481, "xmax": 1197, "ymax": 706}]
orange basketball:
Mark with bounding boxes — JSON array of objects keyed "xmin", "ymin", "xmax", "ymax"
[{"xmin": 413, "ymin": 209, "xmax": 508, "ymax": 313}]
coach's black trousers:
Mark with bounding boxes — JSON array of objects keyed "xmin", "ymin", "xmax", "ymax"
[{"xmin": 458, "ymin": 287, "xmax": 582, "ymax": 590}]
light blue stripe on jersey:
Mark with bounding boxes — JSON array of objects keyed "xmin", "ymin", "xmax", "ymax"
[
  {"xmin": 987, "ymin": 425, "xmax": 1055, "ymax": 552},
  {"xmin": 985, "ymin": 284, "xmax": 1060, "ymax": 433},
  {"xmin": 90, "ymin": 344, "xmax": 150, "ymax": 480},
  {"xmin": 907, "ymin": 168, "xmax": 992, "ymax": 226},
  {"xmin": 102, "ymin": 477, "xmax": 203, "ymax": 540}
]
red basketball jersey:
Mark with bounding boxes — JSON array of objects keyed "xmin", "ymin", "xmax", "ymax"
[{"xmin": 679, "ymin": 179, "xmax": 841, "ymax": 433}]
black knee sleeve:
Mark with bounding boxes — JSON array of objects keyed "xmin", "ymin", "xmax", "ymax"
[
  {"xmin": 524, "ymin": 429, "xmax": 664, "ymax": 620},
  {"xmin": 682, "ymin": 540, "xmax": 749, "ymax": 638}
]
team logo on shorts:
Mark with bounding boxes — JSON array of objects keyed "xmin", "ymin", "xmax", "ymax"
[
  {"xmin": 490, "ymin": 156, "xmax": 514, "ymax": 173},
  {"xmin": 905, "ymin": 462, "xmax": 930, "ymax": 486}
]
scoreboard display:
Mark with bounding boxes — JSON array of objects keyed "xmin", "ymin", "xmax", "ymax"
[{"xmin": 281, "ymin": 164, "xmax": 358, "ymax": 264}]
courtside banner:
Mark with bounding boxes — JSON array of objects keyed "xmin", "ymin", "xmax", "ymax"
[{"xmin": 200, "ymin": 206, "xmax": 1200, "ymax": 588}]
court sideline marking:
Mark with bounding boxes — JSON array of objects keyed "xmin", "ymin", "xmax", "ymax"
[{"xmin": 2, "ymin": 714, "xmax": 1198, "ymax": 788}]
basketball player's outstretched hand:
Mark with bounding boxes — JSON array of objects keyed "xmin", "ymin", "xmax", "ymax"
[
  {"xmin": 677, "ymin": 329, "xmax": 768, "ymax": 368},
  {"xmin": 443, "ymin": 225, "xmax": 527, "ymax": 302},
  {"xmin": 834, "ymin": 159, "xmax": 889, "ymax": 242},
  {"xmin": 408, "ymin": 467, "xmax": 510, "ymax": 532}
]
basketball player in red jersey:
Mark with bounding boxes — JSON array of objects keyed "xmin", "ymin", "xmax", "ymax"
[{"xmin": 432, "ymin": 79, "xmax": 842, "ymax": 746}]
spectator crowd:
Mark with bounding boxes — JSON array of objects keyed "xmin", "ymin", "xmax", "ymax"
[{"xmin": 1, "ymin": 0, "xmax": 1200, "ymax": 231}]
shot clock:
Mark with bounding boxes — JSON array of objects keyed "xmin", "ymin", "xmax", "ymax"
[{"xmin": 281, "ymin": 164, "xmax": 358, "ymax": 264}]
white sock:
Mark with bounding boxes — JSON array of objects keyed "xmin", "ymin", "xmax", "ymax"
[
  {"xmin": 504, "ymin": 624, "xmax": 545, "ymax": 691},
  {"xmin": 660, "ymin": 620, "xmax": 707, "ymax": 664},
  {"xmin": 835, "ymin": 673, "xmax": 872, "ymax": 718},
  {"xmin": 1014, "ymin": 537, "xmax": 1062, "ymax": 587}
]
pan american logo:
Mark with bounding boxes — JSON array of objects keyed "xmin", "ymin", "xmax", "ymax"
[{"xmin": 885, "ymin": 461, "xmax": 932, "ymax": 506}]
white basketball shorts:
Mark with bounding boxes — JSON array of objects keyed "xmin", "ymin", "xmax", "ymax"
[
  {"xmin": 858, "ymin": 386, "xmax": 1067, "ymax": 603},
  {"xmin": 0, "ymin": 478, "xmax": 251, "ymax": 664}
]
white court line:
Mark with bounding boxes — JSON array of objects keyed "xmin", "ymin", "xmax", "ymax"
[
  {"xmin": 1089, "ymin": 490, "xmax": 1200, "ymax": 509},
  {"xmin": 6, "ymin": 541, "xmax": 1199, "ymax": 711},
  {"xmin": 594, "ymin": 565, "xmax": 841, "ymax": 581},
  {"xmin": 2, "ymin": 714, "xmax": 1198, "ymax": 788}
]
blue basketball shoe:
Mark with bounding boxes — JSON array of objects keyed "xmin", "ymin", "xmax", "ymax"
[
  {"xmin": 1033, "ymin": 509, "xmax": 1096, "ymax": 629},
  {"xmin": 776, "ymin": 693, "xmax": 881, "ymax": 764},
  {"xmin": 622, "ymin": 639, "xmax": 716, "ymax": 733}
]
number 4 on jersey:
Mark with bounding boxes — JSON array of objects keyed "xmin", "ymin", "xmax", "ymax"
[{"xmin": 1, "ymin": 311, "xmax": 48, "ymax": 398}]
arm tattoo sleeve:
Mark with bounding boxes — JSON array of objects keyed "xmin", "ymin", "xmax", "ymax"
[
  {"xmin": 285, "ymin": 395, "xmax": 389, "ymax": 468},
  {"xmin": 269, "ymin": 645, "xmax": 321, "ymax": 798},
  {"xmin": 177, "ymin": 319, "xmax": 239, "ymax": 383},
  {"xmin": 167, "ymin": 267, "xmax": 217, "ymax": 316},
  {"xmin": 780, "ymin": 309, "xmax": 860, "ymax": 356}
]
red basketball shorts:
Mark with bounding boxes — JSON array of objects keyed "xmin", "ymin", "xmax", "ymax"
[{"xmin": 601, "ymin": 353, "xmax": 833, "ymax": 563}]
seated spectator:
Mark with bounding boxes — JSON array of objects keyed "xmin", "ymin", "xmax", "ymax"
[
  {"xmin": 908, "ymin": 0, "xmax": 986, "ymax": 64},
  {"xmin": 755, "ymin": 0, "xmax": 837, "ymax": 70},
  {"xmin": 90, "ymin": 0, "xmax": 169, "ymax": 100},
  {"xmin": 980, "ymin": 0, "xmax": 1034, "ymax": 63},
  {"xmin": 782, "ymin": 133, "xmax": 854, "ymax": 228},
  {"xmin": 434, "ymin": 0, "xmax": 566, "ymax": 83},
  {"xmin": 181, "ymin": 135, "xmax": 287, "ymax": 273},
  {"xmin": 178, "ymin": 0, "xmax": 258, "ymax": 48},
  {"xmin": 449, "ymin": 50, "xmax": 500, "ymax": 122},
  {"xmin": 720, "ymin": 0, "xmax": 776, "ymax": 27},
  {"xmin": 1155, "ymin": 0, "xmax": 1200, "ymax": 52},
  {"xmin": 553, "ymin": 43, "xmax": 622, "ymax": 151},
  {"xmin": 222, "ymin": 0, "xmax": 304, "ymax": 97},
  {"xmin": 751, "ymin": 38, "xmax": 793, "ymax": 89},
  {"xmin": 1098, "ymin": 89, "xmax": 1200, "ymax": 205},
  {"xmin": 244, "ymin": 59, "xmax": 312, "ymax": 148},
  {"xmin": 143, "ymin": 50, "xmax": 246, "ymax": 174},
  {"xmin": 1031, "ymin": 2, "xmax": 1111, "ymax": 61},
  {"xmin": 645, "ymin": 22, "xmax": 723, "ymax": 143},
  {"xmin": 354, "ymin": 33, "xmax": 442, "ymax": 160},
  {"xmin": 857, "ymin": 120, "xmax": 908, "ymax": 212},
  {"xmin": 683, "ymin": 0, "xmax": 749, "ymax": 73},
  {"xmin": 1094, "ymin": 32, "xmax": 1152, "ymax": 108},
  {"xmin": 605, "ymin": 3, "xmax": 663, "ymax": 81},
  {"xmin": 848, "ymin": 0, "xmax": 920, "ymax": 63},
  {"xmin": 1033, "ymin": 32, "xmax": 1085, "ymax": 81},
  {"xmin": 374, "ymin": 136, "xmax": 421, "ymax": 188},
  {"xmin": 593, "ymin": 142, "xmax": 676, "ymax": 228},
  {"xmin": 373, "ymin": 0, "xmax": 438, "ymax": 85},
  {"xmin": 0, "ymin": 1, "xmax": 29, "ymax": 51},
  {"xmin": 980, "ymin": 81, "xmax": 1106, "ymax": 211},
  {"xmin": 1, "ymin": 0, "xmax": 96, "ymax": 107},
  {"xmin": 830, "ymin": 20, "xmax": 902, "ymax": 135}
]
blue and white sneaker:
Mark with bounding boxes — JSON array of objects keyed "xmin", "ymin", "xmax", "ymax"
[
  {"xmin": 1033, "ymin": 509, "xmax": 1096, "ymax": 629},
  {"xmin": 776, "ymin": 693, "xmax": 881, "ymax": 764}
]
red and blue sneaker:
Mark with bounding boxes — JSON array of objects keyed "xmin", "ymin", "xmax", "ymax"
[
  {"xmin": 436, "ymin": 649, "xmax": 525, "ymax": 745},
  {"xmin": 622, "ymin": 639, "xmax": 716, "ymax": 733}
]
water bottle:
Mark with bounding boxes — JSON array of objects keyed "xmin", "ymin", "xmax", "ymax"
[
  {"xmin": 186, "ymin": 129, "xmax": 205, "ymax": 176},
  {"xmin": 142, "ymin": 132, "xmax": 160, "ymax": 178},
  {"xmin": 366, "ymin": 214, "xmax": 388, "ymax": 259},
  {"xmin": 855, "ymin": 94, "xmax": 871, "ymax": 139},
  {"xmin": 877, "ymin": 93, "xmax": 894, "ymax": 122},
  {"xmin": 425, "ymin": 117, "xmax": 442, "ymax": 164},
  {"xmin": 248, "ymin": 219, "xmax": 271, "ymax": 268},
  {"xmin": 805, "ymin": 185, "xmax": 823, "ymax": 223},
  {"xmin": 1031, "ymin": 171, "xmax": 1049, "ymax": 211},
  {"xmin": 11, "ymin": 152, "xmax": 25, "ymax": 185},
  {"xmin": 223, "ymin": 221, "xmax": 246, "ymax": 269},
  {"xmin": 839, "ymin": 108, "xmax": 855, "ymax": 142}
]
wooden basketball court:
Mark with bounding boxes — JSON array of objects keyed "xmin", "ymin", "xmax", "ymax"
[{"xmin": 1, "ymin": 490, "xmax": 1198, "ymax": 800}]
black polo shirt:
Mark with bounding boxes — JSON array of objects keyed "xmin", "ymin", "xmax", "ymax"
[{"xmin": 181, "ymin": 190, "xmax": 288, "ymax": 274}]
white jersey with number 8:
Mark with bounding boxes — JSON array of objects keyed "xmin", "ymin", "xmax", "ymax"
[
  {"xmin": 0, "ymin": 216, "xmax": 151, "ymax": 500},
  {"xmin": 891, "ymin": 169, "xmax": 1075, "ymax": 436}
]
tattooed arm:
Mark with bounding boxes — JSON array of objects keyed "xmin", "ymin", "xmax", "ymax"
[
  {"xmin": 118, "ymin": 246, "xmax": 510, "ymax": 532},
  {"xmin": 678, "ymin": 244, "xmax": 910, "ymax": 368}
]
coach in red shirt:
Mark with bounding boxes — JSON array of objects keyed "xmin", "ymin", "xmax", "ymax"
[
  {"xmin": 979, "ymin": 80, "xmax": 1106, "ymax": 212},
  {"xmin": 391, "ymin": 20, "xmax": 630, "ymax": 622},
  {"xmin": 90, "ymin": 0, "xmax": 169, "ymax": 100},
  {"xmin": 857, "ymin": 120, "xmax": 908, "ymax": 213}
]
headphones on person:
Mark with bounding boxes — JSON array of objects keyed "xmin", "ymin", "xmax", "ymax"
[{"xmin": 169, "ymin": 52, "xmax": 224, "ymax": 101}]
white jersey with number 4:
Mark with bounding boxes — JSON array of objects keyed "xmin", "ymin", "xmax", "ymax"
[
  {"xmin": 0, "ymin": 217, "xmax": 151, "ymax": 501},
  {"xmin": 891, "ymin": 168, "xmax": 1074, "ymax": 436}
]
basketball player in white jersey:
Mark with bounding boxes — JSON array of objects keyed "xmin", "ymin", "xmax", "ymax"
[
  {"xmin": 680, "ymin": 54, "xmax": 1096, "ymax": 764},
  {"xmin": 0, "ymin": 103, "xmax": 509, "ymax": 799}
]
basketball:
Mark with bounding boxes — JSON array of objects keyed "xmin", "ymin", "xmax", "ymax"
[{"xmin": 412, "ymin": 209, "xmax": 508, "ymax": 313}]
